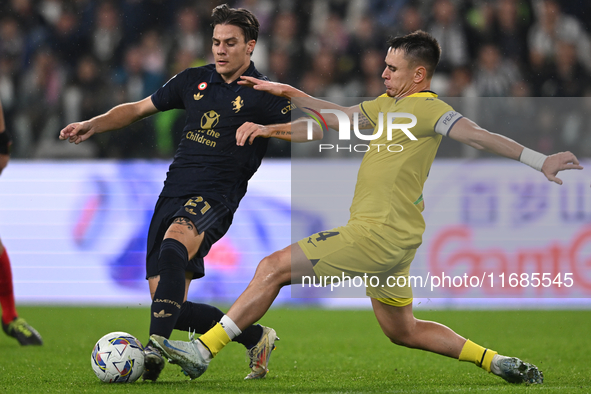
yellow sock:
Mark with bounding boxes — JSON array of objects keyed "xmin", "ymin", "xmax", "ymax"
[
  {"xmin": 458, "ymin": 339, "xmax": 498, "ymax": 372},
  {"xmin": 198, "ymin": 323, "xmax": 231, "ymax": 357}
]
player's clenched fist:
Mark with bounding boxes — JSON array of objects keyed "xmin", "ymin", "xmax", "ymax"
[{"xmin": 59, "ymin": 122, "xmax": 96, "ymax": 144}]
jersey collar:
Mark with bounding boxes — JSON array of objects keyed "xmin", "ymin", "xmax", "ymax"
[
  {"xmin": 209, "ymin": 61, "xmax": 257, "ymax": 92},
  {"xmin": 407, "ymin": 90, "xmax": 438, "ymax": 98},
  {"xmin": 393, "ymin": 90, "xmax": 437, "ymax": 103}
]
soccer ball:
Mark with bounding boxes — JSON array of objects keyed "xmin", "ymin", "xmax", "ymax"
[{"xmin": 91, "ymin": 331, "xmax": 145, "ymax": 383}]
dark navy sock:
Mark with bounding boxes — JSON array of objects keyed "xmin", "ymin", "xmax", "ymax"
[
  {"xmin": 174, "ymin": 301, "xmax": 263, "ymax": 349},
  {"xmin": 235, "ymin": 324, "xmax": 264, "ymax": 349},
  {"xmin": 175, "ymin": 301, "xmax": 223, "ymax": 333},
  {"xmin": 149, "ymin": 238, "xmax": 188, "ymax": 338}
]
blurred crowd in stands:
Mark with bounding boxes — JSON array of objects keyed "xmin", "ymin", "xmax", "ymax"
[{"xmin": 1, "ymin": 0, "xmax": 591, "ymax": 159}]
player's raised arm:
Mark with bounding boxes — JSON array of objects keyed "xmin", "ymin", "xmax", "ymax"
[
  {"xmin": 238, "ymin": 76, "xmax": 369, "ymax": 130},
  {"xmin": 448, "ymin": 117, "xmax": 583, "ymax": 185},
  {"xmin": 236, "ymin": 117, "xmax": 323, "ymax": 146},
  {"xmin": 59, "ymin": 97, "xmax": 159, "ymax": 145}
]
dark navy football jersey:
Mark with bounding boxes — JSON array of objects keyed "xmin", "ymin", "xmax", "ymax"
[{"xmin": 151, "ymin": 62, "xmax": 293, "ymax": 211}]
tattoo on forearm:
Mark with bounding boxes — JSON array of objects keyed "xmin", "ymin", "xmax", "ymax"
[
  {"xmin": 273, "ymin": 131, "xmax": 292, "ymax": 136},
  {"xmin": 173, "ymin": 217, "xmax": 194, "ymax": 231}
]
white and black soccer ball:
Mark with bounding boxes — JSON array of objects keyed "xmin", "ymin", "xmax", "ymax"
[{"xmin": 91, "ymin": 331, "xmax": 145, "ymax": 383}]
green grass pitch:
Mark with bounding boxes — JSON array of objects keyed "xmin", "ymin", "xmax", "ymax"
[{"xmin": 0, "ymin": 306, "xmax": 589, "ymax": 393}]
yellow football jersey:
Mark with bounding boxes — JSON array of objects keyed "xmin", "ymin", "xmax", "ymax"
[{"xmin": 352, "ymin": 91, "xmax": 461, "ymax": 248}]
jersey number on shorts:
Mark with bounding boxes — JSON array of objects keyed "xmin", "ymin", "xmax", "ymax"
[
  {"xmin": 185, "ymin": 197, "xmax": 211, "ymax": 215},
  {"xmin": 315, "ymin": 231, "xmax": 339, "ymax": 241}
]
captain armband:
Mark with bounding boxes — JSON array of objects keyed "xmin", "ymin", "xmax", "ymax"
[
  {"xmin": 434, "ymin": 111, "xmax": 463, "ymax": 136},
  {"xmin": 519, "ymin": 147, "xmax": 547, "ymax": 172},
  {"xmin": 0, "ymin": 130, "xmax": 12, "ymax": 155}
]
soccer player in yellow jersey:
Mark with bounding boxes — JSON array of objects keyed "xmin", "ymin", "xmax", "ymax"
[{"xmin": 150, "ymin": 31, "xmax": 583, "ymax": 384}]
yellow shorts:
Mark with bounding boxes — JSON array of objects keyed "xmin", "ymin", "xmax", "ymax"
[{"xmin": 298, "ymin": 224, "xmax": 417, "ymax": 300}]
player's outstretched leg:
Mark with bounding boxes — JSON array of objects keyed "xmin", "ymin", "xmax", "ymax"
[
  {"xmin": 2, "ymin": 317, "xmax": 43, "ymax": 346},
  {"xmin": 150, "ymin": 333, "xmax": 210, "ymax": 379},
  {"xmin": 371, "ymin": 299, "xmax": 543, "ymax": 385},
  {"xmin": 244, "ymin": 326, "xmax": 280, "ymax": 379}
]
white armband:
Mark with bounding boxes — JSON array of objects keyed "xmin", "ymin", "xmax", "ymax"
[
  {"xmin": 519, "ymin": 147, "xmax": 547, "ymax": 171},
  {"xmin": 434, "ymin": 111, "xmax": 463, "ymax": 136}
]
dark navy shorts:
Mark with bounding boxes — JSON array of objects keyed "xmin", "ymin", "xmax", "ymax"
[{"xmin": 146, "ymin": 195, "xmax": 232, "ymax": 280}]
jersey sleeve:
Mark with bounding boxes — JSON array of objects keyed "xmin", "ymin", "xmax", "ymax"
[
  {"xmin": 359, "ymin": 94, "xmax": 388, "ymax": 127},
  {"xmin": 151, "ymin": 69, "xmax": 188, "ymax": 111},
  {"xmin": 258, "ymin": 93, "xmax": 293, "ymax": 125}
]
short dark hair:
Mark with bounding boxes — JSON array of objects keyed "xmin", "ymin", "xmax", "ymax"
[
  {"xmin": 211, "ymin": 4, "xmax": 260, "ymax": 43},
  {"xmin": 387, "ymin": 30, "xmax": 441, "ymax": 78}
]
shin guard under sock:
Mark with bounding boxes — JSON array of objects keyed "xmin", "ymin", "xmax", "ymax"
[{"xmin": 149, "ymin": 238, "xmax": 188, "ymax": 338}]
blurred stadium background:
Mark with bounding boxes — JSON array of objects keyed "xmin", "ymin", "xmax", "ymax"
[
  {"xmin": 1, "ymin": 0, "xmax": 590, "ymax": 309},
  {"xmin": 2, "ymin": 0, "xmax": 591, "ymax": 158}
]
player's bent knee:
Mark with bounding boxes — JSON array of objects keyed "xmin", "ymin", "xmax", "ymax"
[
  {"xmin": 256, "ymin": 250, "xmax": 292, "ymax": 285},
  {"xmin": 163, "ymin": 221, "xmax": 204, "ymax": 259}
]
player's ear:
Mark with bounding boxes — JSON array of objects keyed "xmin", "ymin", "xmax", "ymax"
[
  {"xmin": 414, "ymin": 65, "xmax": 427, "ymax": 83},
  {"xmin": 246, "ymin": 40, "xmax": 256, "ymax": 55}
]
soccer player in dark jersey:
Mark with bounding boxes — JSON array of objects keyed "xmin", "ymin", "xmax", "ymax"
[
  {"xmin": 0, "ymin": 99, "xmax": 43, "ymax": 346},
  {"xmin": 60, "ymin": 4, "xmax": 320, "ymax": 382}
]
